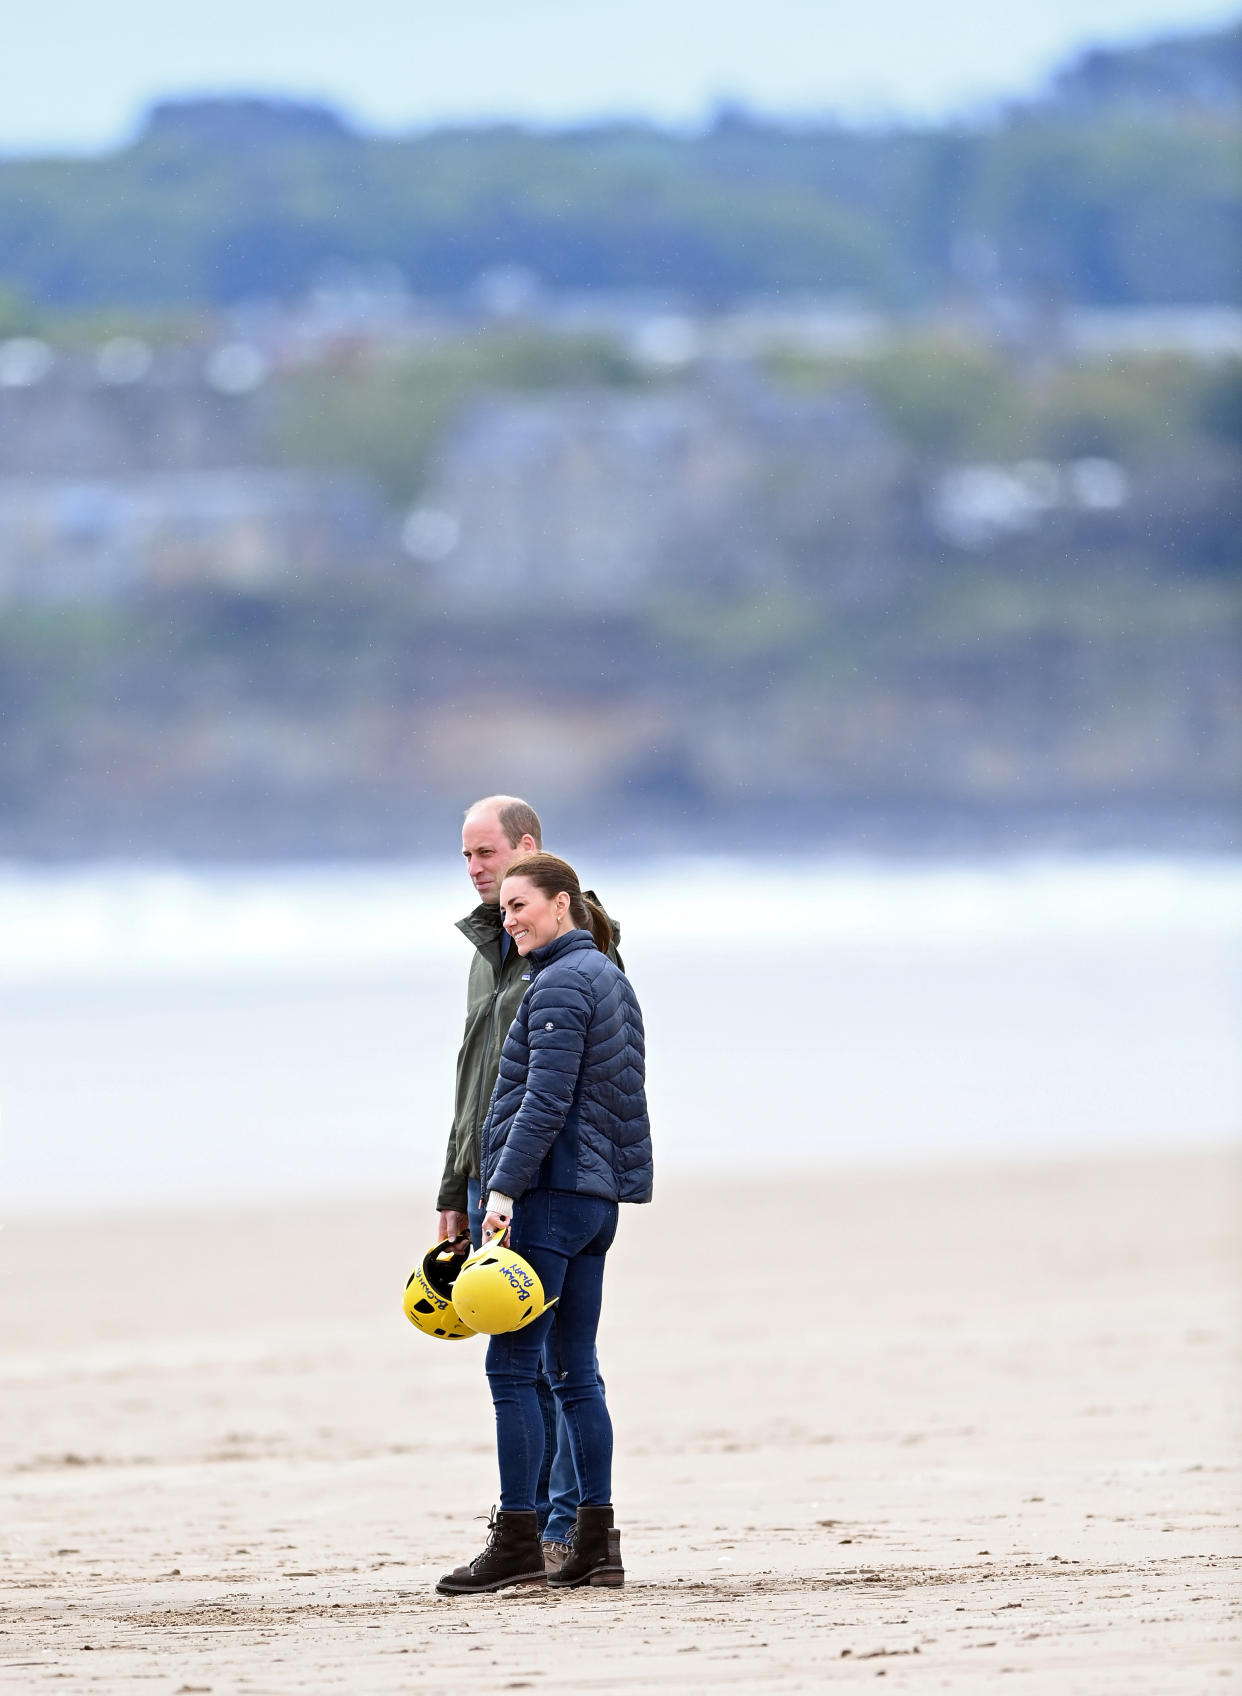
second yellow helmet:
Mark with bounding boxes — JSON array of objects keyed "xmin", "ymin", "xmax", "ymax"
[{"xmin": 403, "ymin": 1237, "xmax": 477, "ymax": 1340}]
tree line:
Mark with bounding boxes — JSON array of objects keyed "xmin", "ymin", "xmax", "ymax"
[{"xmin": 0, "ymin": 22, "xmax": 1237, "ymax": 313}]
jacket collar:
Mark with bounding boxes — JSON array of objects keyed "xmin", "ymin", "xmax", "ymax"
[
  {"xmin": 455, "ymin": 900, "xmax": 505, "ymax": 950},
  {"xmin": 528, "ymin": 928, "xmax": 597, "ymax": 974}
]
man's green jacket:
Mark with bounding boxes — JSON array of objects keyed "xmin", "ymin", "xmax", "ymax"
[{"xmin": 436, "ymin": 894, "xmax": 622, "ymax": 1213}]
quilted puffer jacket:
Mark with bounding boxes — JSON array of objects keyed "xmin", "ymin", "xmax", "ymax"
[
  {"xmin": 480, "ymin": 928, "xmax": 652, "ymax": 1205},
  {"xmin": 436, "ymin": 893, "xmax": 622, "ymax": 1212}
]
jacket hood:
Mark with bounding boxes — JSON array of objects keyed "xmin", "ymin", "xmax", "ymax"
[{"xmin": 583, "ymin": 889, "xmax": 620, "ymax": 950}]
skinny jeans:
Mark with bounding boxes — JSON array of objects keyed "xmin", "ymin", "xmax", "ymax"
[
  {"xmin": 468, "ymin": 1175, "xmax": 573, "ymax": 1539},
  {"xmin": 484, "ymin": 1188, "xmax": 618, "ymax": 1514}
]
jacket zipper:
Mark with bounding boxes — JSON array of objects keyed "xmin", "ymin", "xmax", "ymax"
[{"xmin": 472, "ymin": 957, "xmax": 508, "ymax": 1177}]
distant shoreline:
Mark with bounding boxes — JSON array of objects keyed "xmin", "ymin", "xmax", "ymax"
[{"xmin": 2, "ymin": 798, "xmax": 1238, "ymax": 864}]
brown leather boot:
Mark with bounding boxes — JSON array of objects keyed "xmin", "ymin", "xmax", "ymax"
[
  {"xmin": 435, "ymin": 1508, "xmax": 547, "ymax": 1595},
  {"xmin": 546, "ymin": 1504, "xmax": 624, "ymax": 1588}
]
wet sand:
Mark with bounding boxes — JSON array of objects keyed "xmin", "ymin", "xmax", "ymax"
[{"xmin": 2, "ymin": 1151, "xmax": 1239, "ymax": 1691}]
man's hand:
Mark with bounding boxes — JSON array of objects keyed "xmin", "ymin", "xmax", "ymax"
[
  {"xmin": 480, "ymin": 1211, "xmax": 510, "ymax": 1246},
  {"xmin": 437, "ymin": 1209, "xmax": 469, "ymax": 1249}
]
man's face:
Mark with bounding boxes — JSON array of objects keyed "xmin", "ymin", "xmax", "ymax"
[{"xmin": 461, "ymin": 811, "xmax": 527, "ymax": 904}]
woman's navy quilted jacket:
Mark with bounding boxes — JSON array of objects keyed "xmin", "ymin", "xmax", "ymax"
[{"xmin": 480, "ymin": 928, "xmax": 652, "ymax": 1205}]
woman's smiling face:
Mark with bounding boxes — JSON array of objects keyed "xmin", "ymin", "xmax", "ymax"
[{"xmin": 500, "ymin": 875, "xmax": 570, "ymax": 955}]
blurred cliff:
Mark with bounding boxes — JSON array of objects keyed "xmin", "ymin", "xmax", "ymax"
[{"xmin": 0, "ymin": 21, "xmax": 1238, "ymax": 856}]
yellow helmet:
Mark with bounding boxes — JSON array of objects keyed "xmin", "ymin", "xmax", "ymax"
[
  {"xmin": 450, "ymin": 1236, "xmax": 557, "ymax": 1335},
  {"xmin": 403, "ymin": 1237, "xmax": 477, "ymax": 1341}
]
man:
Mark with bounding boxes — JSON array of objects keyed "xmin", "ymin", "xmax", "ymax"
[{"xmin": 436, "ymin": 794, "xmax": 621, "ymax": 1572}]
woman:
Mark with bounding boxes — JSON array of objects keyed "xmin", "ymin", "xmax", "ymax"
[{"xmin": 436, "ymin": 852, "xmax": 652, "ymax": 1596}]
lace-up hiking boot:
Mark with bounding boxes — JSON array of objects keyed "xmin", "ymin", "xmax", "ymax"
[
  {"xmin": 435, "ymin": 1508, "xmax": 547, "ymax": 1595},
  {"xmin": 542, "ymin": 1539, "xmax": 571, "ymax": 1575},
  {"xmin": 546, "ymin": 1504, "xmax": 624, "ymax": 1588}
]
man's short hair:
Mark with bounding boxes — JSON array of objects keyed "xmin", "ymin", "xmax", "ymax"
[{"xmin": 466, "ymin": 795, "xmax": 543, "ymax": 850}]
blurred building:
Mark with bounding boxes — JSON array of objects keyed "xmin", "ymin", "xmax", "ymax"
[
  {"xmin": 405, "ymin": 371, "xmax": 904, "ymax": 607},
  {"xmin": 0, "ymin": 340, "xmax": 274, "ymax": 475},
  {"xmin": 0, "ymin": 470, "xmax": 383, "ymax": 602}
]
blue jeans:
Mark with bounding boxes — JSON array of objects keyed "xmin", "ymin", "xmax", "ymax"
[
  {"xmin": 484, "ymin": 1188, "xmax": 618, "ymax": 1515},
  {"xmin": 468, "ymin": 1178, "xmax": 585, "ymax": 1542}
]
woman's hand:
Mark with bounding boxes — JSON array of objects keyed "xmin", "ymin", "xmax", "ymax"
[{"xmin": 480, "ymin": 1211, "xmax": 510, "ymax": 1246}]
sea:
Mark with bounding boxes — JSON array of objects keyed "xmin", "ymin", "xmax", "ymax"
[{"xmin": 2, "ymin": 854, "xmax": 1239, "ymax": 1216}]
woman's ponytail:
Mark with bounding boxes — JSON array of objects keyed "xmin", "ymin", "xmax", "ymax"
[{"xmin": 573, "ymin": 891, "xmax": 613, "ymax": 955}]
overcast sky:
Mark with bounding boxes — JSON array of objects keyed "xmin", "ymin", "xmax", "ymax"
[{"xmin": 4, "ymin": 0, "xmax": 1238, "ymax": 154}]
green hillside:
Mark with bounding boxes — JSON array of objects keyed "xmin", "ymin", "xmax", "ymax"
[{"xmin": 0, "ymin": 22, "xmax": 1237, "ymax": 311}]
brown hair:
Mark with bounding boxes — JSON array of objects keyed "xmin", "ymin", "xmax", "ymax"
[
  {"xmin": 502, "ymin": 852, "xmax": 611, "ymax": 953},
  {"xmin": 465, "ymin": 795, "xmax": 543, "ymax": 850}
]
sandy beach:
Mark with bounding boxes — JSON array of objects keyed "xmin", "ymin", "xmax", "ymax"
[{"xmin": 2, "ymin": 1151, "xmax": 1239, "ymax": 1692}]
